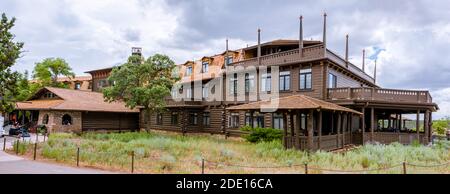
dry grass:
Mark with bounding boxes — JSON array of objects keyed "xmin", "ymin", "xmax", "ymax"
[{"xmin": 13, "ymin": 130, "xmax": 450, "ymax": 174}]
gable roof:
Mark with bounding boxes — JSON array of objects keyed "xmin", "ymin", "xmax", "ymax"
[
  {"xmin": 16, "ymin": 87, "xmax": 139, "ymax": 113},
  {"xmin": 227, "ymin": 95, "xmax": 362, "ymax": 114}
]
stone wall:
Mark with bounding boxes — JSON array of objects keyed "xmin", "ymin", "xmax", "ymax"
[{"xmin": 38, "ymin": 110, "xmax": 82, "ymax": 133}]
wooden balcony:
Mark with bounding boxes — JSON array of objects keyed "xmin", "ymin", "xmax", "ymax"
[
  {"xmin": 327, "ymin": 87, "xmax": 433, "ymax": 104},
  {"xmin": 229, "ymin": 44, "xmax": 375, "ymax": 84}
]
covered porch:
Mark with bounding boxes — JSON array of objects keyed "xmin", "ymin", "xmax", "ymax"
[{"xmin": 227, "ymin": 95, "xmax": 363, "ymax": 152}]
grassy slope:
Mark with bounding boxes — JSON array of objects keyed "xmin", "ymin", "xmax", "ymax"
[{"xmin": 16, "ymin": 131, "xmax": 450, "ymax": 174}]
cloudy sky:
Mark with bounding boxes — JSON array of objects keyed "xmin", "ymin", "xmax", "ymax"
[{"xmin": 2, "ymin": 0, "xmax": 450, "ymax": 118}]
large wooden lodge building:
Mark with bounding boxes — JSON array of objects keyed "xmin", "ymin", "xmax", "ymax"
[{"xmin": 14, "ymin": 14, "xmax": 439, "ymax": 152}]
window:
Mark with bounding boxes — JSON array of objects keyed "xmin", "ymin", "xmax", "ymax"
[
  {"xmin": 171, "ymin": 112, "xmax": 178, "ymax": 125},
  {"xmin": 203, "ymin": 112, "xmax": 210, "ymax": 126},
  {"xmin": 42, "ymin": 114, "xmax": 49, "ymax": 125},
  {"xmin": 186, "ymin": 66, "xmax": 192, "ymax": 76},
  {"xmin": 98, "ymin": 79, "xmax": 108, "ymax": 88},
  {"xmin": 245, "ymin": 73, "xmax": 255, "ymax": 93},
  {"xmin": 244, "ymin": 112, "xmax": 265, "ymax": 128},
  {"xmin": 229, "ymin": 74, "xmax": 237, "ymax": 95},
  {"xmin": 202, "ymin": 85, "xmax": 208, "ymax": 99},
  {"xmin": 189, "ymin": 112, "xmax": 198, "ymax": 125},
  {"xmin": 186, "ymin": 87, "xmax": 192, "ymax": 99},
  {"xmin": 43, "ymin": 92, "xmax": 56, "ymax": 99},
  {"xmin": 299, "ymin": 68, "xmax": 312, "ymax": 90},
  {"xmin": 62, "ymin": 114, "xmax": 72, "ymax": 125},
  {"xmin": 75, "ymin": 82, "xmax": 81, "ymax": 90},
  {"xmin": 279, "ymin": 71, "xmax": 290, "ymax": 91},
  {"xmin": 229, "ymin": 113, "xmax": 239, "ymax": 128},
  {"xmin": 261, "ymin": 73, "xmax": 271, "ymax": 92},
  {"xmin": 225, "ymin": 56, "xmax": 233, "ymax": 65},
  {"xmin": 202, "ymin": 62, "xmax": 209, "ymax": 73},
  {"xmin": 156, "ymin": 113, "xmax": 163, "ymax": 125},
  {"xmin": 272, "ymin": 113, "xmax": 284, "ymax": 129},
  {"xmin": 328, "ymin": 73, "xmax": 337, "ymax": 88}
]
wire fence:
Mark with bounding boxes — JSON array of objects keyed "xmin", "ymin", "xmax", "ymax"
[{"xmin": 4, "ymin": 136, "xmax": 450, "ymax": 174}]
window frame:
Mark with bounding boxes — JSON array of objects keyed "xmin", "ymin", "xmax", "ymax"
[
  {"xmin": 202, "ymin": 62, "xmax": 209, "ymax": 73},
  {"xmin": 185, "ymin": 66, "xmax": 193, "ymax": 76},
  {"xmin": 203, "ymin": 112, "xmax": 210, "ymax": 126},
  {"xmin": 279, "ymin": 71, "xmax": 291, "ymax": 91},
  {"xmin": 272, "ymin": 113, "xmax": 284, "ymax": 129},
  {"xmin": 156, "ymin": 113, "xmax": 163, "ymax": 125},
  {"xmin": 328, "ymin": 73, "xmax": 337, "ymax": 88},
  {"xmin": 189, "ymin": 112, "xmax": 198, "ymax": 125},
  {"xmin": 261, "ymin": 72, "xmax": 272, "ymax": 92},
  {"xmin": 245, "ymin": 73, "xmax": 255, "ymax": 93},
  {"xmin": 171, "ymin": 112, "xmax": 178, "ymax": 125},
  {"xmin": 299, "ymin": 68, "xmax": 312, "ymax": 90}
]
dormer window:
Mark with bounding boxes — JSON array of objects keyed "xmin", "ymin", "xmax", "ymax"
[
  {"xmin": 225, "ymin": 56, "xmax": 233, "ymax": 65},
  {"xmin": 43, "ymin": 92, "xmax": 56, "ymax": 99},
  {"xmin": 202, "ymin": 62, "xmax": 209, "ymax": 73},
  {"xmin": 186, "ymin": 66, "xmax": 192, "ymax": 76}
]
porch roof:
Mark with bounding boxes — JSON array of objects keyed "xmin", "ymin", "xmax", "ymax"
[{"xmin": 226, "ymin": 95, "xmax": 362, "ymax": 115}]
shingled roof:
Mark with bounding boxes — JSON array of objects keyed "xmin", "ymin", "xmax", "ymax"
[
  {"xmin": 16, "ymin": 87, "xmax": 139, "ymax": 113},
  {"xmin": 227, "ymin": 95, "xmax": 362, "ymax": 114}
]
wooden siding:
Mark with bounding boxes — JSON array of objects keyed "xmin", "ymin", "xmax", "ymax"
[
  {"xmin": 82, "ymin": 112, "xmax": 139, "ymax": 131},
  {"xmin": 328, "ymin": 68, "xmax": 366, "ymax": 88}
]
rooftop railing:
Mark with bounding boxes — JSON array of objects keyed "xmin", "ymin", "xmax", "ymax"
[{"xmin": 327, "ymin": 87, "xmax": 433, "ymax": 104}]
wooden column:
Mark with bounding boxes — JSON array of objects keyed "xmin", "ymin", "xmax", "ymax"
[
  {"xmin": 399, "ymin": 114, "xmax": 402, "ymax": 131},
  {"xmin": 370, "ymin": 108, "xmax": 375, "ymax": 142},
  {"xmin": 295, "ymin": 110, "xmax": 301, "ymax": 149},
  {"xmin": 416, "ymin": 110, "xmax": 420, "ymax": 140},
  {"xmin": 342, "ymin": 113, "xmax": 347, "ymax": 148},
  {"xmin": 307, "ymin": 109, "xmax": 314, "ymax": 151},
  {"xmin": 424, "ymin": 110, "xmax": 430, "ymax": 144},
  {"xmin": 361, "ymin": 108, "xmax": 365, "ymax": 144},
  {"xmin": 349, "ymin": 113, "xmax": 353, "ymax": 144},
  {"xmin": 318, "ymin": 110, "xmax": 322, "ymax": 149},
  {"xmin": 336, "ymin": 112, "xmax": 341, "ymax": 148},
  {"xmin": 289, "ymin": 111, "xmax": 295, "ymax": 146},
  {"xmin": 250, "ymin": 110, "xmax": 254, "ymax": 128}
]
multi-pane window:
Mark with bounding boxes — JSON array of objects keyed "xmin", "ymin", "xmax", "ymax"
[
  {"xmin": 229, "ymin": 74, "xmax": 238, "ymax": 95},
  {"xmin": 229, "ymin": 113, "xmax": 240, "ymax": 128},
  {"xmin": 272, "ymin": 113, "xmax": 284, "ymax": 129},
  {"xmin": 202, "ymin": 62, "xmax": 209, "ymax": 73},
  {"xmin": 189, "ymin": 112, "xmax": 198, "ymax": 125},
  {"xmin": 156, "ymin": 113, "xmax": 163, "ymax": 125},
  {"xmin": 98, "ymin": 79, "xmax": 108, "ymax": 89},
  {"xmin": 225, "ymin": 56, "xmax": 233, "ymax": 65},
  {"xmin": 203, "ymin": 112, "xmax": 210, "ymax": 126},
  {"xmin": 328, "ymin": 73, "xmax": 337, "ymax": 88},
  {"xmin": 171, "ymin": 112, "xmax": 178, "ymax": 125},
  {"xmin": 186, "ymin": 66, "xmax": 192, "ymax": 76},
  {"xmin": 261, "ymin": 73, "xmax": 271, "ymax": 92},
  {"xmin": 245, "ymin": 112, "xmax": 265, "ymax": 128},
  {"xmin": 279, "ymin": 71, "xmax": 290, "ymax": 91},
  {"xmin": 299, "ymin": 68, "xmax": 312, "ymax": 90},
  {"xmin": 75, "ymin": 82, "xmax": 81, "ymax": 90},
  {"xmin": 202, "ymin": 85, "xmax": 208, "ymax": 99},
  {"xmin": 186, "ymin": 87, "xmax": 192, "ymax": 99},
  {"xmin": 245, "ymin": 73, "xmax": 255, "ymax": 93}
]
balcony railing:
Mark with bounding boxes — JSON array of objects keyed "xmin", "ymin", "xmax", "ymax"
[
  {"xmin": 228, "ymin": 44, "xmax": 375, "ymax": 84},
  {"xmin": 327, "ymin": 87, "xmax": 433, "ymax": 104}
]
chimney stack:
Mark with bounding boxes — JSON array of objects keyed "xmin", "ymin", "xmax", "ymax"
[
  {"xmin": 257, "ymin": 28, "xmax": 261, "ymax": 65},
  {"xmin": 345, "ymin": 34, "xmax": 349, "ymax": 67},
  {"xmin": 323, "ymin": 12, "xmax": 327, "ymax": 55},
  {"xmin": 225, "ymin": 38, "xmax": 229, "ymax": 66},
  {"xmin": 362, "ymin": 49, "xmax": 366, "ymax": 72},
  {"xmin": 299, "ymin": 15, "xmax": 304, "ymax": 57}
]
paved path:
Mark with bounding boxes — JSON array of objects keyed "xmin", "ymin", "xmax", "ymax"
[{"xmin": 0, "ymin": 135, "xmax": 115, "ymax": 174}]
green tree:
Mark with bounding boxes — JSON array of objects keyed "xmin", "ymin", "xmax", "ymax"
[
  {"xmin": 14, "ymin": 71, "xmax": 34, "ymax": 101},
  {"xmin": 0, "ymin": 13, "xmax": 24, "ymax": 113},
  {"xmin": 432, "ymin": 118, "xmax": 449, "ymax": 135},
  {"xmin": 103, "ymin": 54, "xmax": 179, "ymax": 132},
  {"xmin": 32, "ymin": 58, "xmax": 75, "ymax": 88}
]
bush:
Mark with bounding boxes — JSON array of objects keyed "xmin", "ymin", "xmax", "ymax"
[
  {"xmin": 241, "ymin": 127, "xmax": 283, "ymax": 143},
  {"xmin": 432, "ymin": 119, "xmax": 448, "ymax": 135}
]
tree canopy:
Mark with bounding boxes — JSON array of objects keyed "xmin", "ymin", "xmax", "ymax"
[
  {"xmin": 0, "ymin": 13, "xmax": 24, "ymax": 113},
  {"xmin": 103, "ymin": 54, "xmax": 179, "ymax": 132},
  {"xmin": 32, "ymin": 57, "xmax": 75, "ymax": 88}
]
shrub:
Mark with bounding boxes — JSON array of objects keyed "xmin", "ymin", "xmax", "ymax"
[{"xmin": 241, "ymin": 127, "xmax": 283, "ymax": 143}]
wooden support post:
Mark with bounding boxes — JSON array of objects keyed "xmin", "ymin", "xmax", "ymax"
[
  {"xmin": 318, "ymin": 110, "xmax": 322, "ymax": 150},
  {"xmin": 283, "ymin": 111, "xmax": 288, "ymax": 148},
  {"xmin": 361, "ymin": 108, "xmax": 365, "ymax": 144},
  {"xmin": 416, "ymin": 110, "xmax": 420, "ymax": 141},
  {"xmin": 307, "ymin": 110, "xmax": 314, "ymax": 151},
  {"xmin": 370, "ymin": 108, "xmax": 375, "ymax": 142},
  {"xmin": 342, "ymin": 113, "xmax": 346, "ymax": 148},
  {"xmin": 424, "ymin": 110, "xmax": 430, "ymax": 144},
  {"xmin": 295, "ymin": 111, "xmax": 301, "ymax": 149},
  {"xmin": 290, "ymin": 111, "xmax": 295, "ymax": 146},
  {"xmin": 336, "ymin": 112, "xmax": 341, "ymax": 148},
  {"xmin": 349, "ymin": 113, "xmax": 353, "ymax": 144},
  {"xmin": 399, "ymin": 114, "xmax": 402, "ymax": 131}
]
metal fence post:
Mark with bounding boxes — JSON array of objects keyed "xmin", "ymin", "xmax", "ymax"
[
  {"xmin": 201, "ymin": 158, "xmax": 205, "ymax": 174},
  {"xmin": 304, "ymin": 163, "xmax": 308, "ymax": 174},
  {"xmin": 131, "ymin": 151, "xmax": 135, "ymax": 174},
  {"xmin": 33, "ymin": 142, "xmax": 37, "ymax": 160},
  {"xmin": 76, "ymin": 147, "xmax": 80, "ymax": 167},
  {"xmin": 403, "ymin": 162, "xmax": 407, "ymax": 174}
]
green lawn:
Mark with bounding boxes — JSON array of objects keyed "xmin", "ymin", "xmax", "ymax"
[{"xmin": 14, "ymin": 131, "xmax": 450, "ymax": 174}]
